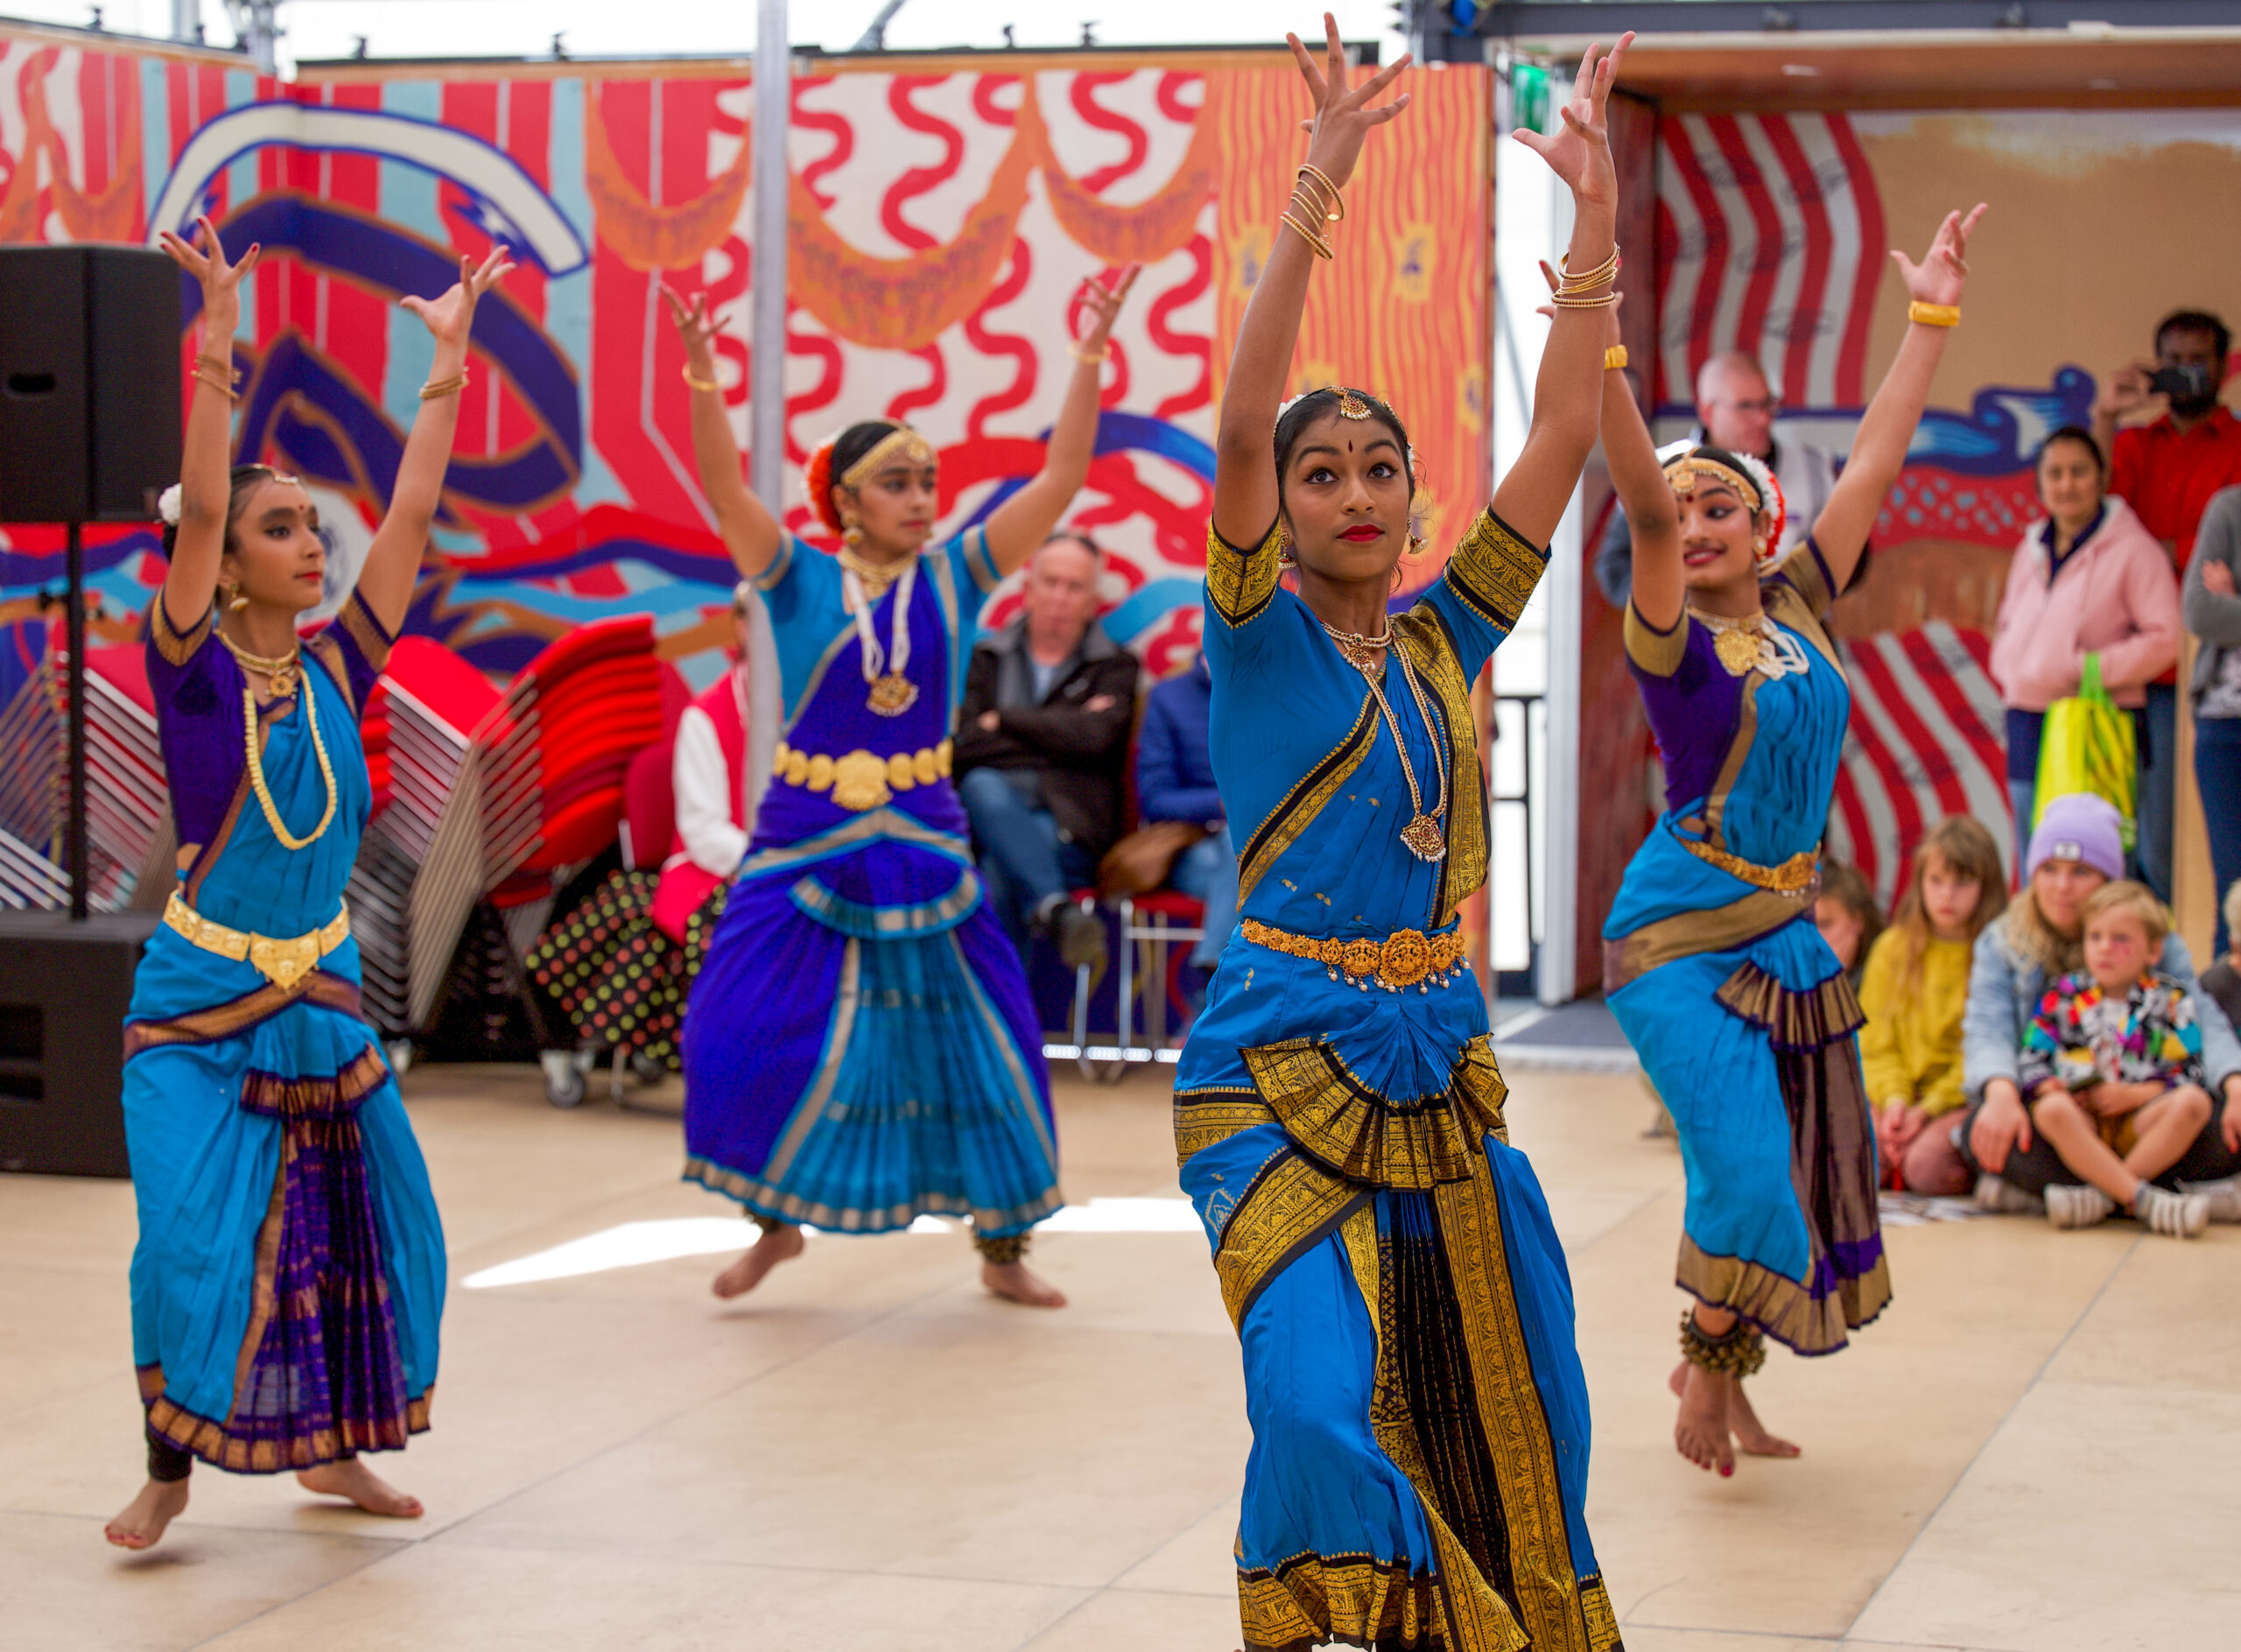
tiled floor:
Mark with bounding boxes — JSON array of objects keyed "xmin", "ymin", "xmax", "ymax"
[{"xmin": 7, "ymin": 1057, "xmax": 2237, "ymax": 1650}]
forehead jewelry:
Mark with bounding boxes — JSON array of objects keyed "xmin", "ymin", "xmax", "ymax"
[
  {"xmin": 839, "ymin": 426, "xmax": 938, "ymax": 491},
  {"xmin": 1333, "ymin": 388, "xmax": 1374, "ymax": 420}
]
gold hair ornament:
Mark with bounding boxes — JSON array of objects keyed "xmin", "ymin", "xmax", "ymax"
[
  {"xmin": 839, "ymin": 426, "xmax": 938, "ymax": 490},
  {"xmin": 1663, "ymin": 455, "xmax": 1762, "ymax": 515}
]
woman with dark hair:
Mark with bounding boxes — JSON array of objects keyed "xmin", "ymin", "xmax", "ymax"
[
  {"xmin": 664, "ymin": 267, "xmax": 1135, "ymax": 1310},
  {"xmin": 106, "ymin": 220, "xmax": 511, "ymax": 1550},
  {"xmin": 1175, "ymin": 20, "xmax": 1630, "ymax": 1647},
  {"xmin": 1991, "ymin": 424, "xmax": 2180, "ymax": 867},
  {"xmin": 1597, "ymin": 196, "xmax": 1987, "ymax": 1474}
]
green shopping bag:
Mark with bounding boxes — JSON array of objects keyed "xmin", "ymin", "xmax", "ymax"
[{"xmin": 2034, "ymin": 650, "xmax": 2138, "ymax": 849}]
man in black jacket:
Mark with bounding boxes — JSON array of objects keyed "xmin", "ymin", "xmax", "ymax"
[{"xmin": 955, "ymin": 532, "xmax": 1137, "ymax": 974}]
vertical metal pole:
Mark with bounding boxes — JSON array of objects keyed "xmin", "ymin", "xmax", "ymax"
[
  {"xmin": 66, "ymin": 522, "xmax": 89, "ymax": 921},
  {"xmin": 172, "ymin": 0, "xmax": 199, "ymax": 45},
  {"xmin": 749, "ymin": 0, "xmax": 790, "ymax": 505}
]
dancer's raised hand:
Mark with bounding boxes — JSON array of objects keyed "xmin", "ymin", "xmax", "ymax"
[
  {"xmin": 1290, "ymin": 11, "xmax": 1411, "ymax": 192},
  {"xmin": 403, "ymin": 244, "xmax": 516, "ymax": 347},
  {"xmin": 663, "ymin": 286, "xmax": 728, "ymax": 375},
  {"xmin": 1891, "ymin": 203, "xmax": 1987, "ymax": 308},
  {"xmin": 1511, "ymin": 33, "xmax": 1633, "ymax": 207},
  {"xmin": 1072, "ymin": 264, "xmax": 1140, "ymax": 357},
  {"xmin": 158, "ymin": 214, "xmax": 260, "ymax": 334}
]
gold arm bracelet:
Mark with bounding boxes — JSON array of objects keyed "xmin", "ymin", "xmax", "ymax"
[
  {"xmin": 418, "ymin": 369, "xmax": 469, "ymax": 400},
  {"xmin": 1070, "ymin": 344, "xmax": 1108, "ymax": 365},
  {"xmin": 192, "ymin": 365, "xmax": 238, "ymax": 401},
  {"xmin": 1556, "ymin": 246, "xmax": 1621, "ymax": 292},
  {"xmin": 1907, "ymin": 300, "xmax": 1960, "ymax": 327},
  {"xmin": 1550, "ymin": 290, "xmax": 1622, "ymax": 310},
  {"xmin": 1279, "ymin": 209, "xmax": 1334, "ymax": 260},
  {"xmin": 1605, "ymin": 344, "xmax": 1629, "ymax": 370},
  {"xmin": 1296, "ymin": 164, "xmax": 1345, "ymax": 221},
  {"xmin": 681, "ymin": 365, "xmax": 721, "ymax": 393}
]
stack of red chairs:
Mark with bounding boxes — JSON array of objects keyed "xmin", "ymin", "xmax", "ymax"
[
  {"xmin": 479, "ymin": 615, "xmax": 664, "ymax": 903},
  {"xmin": 345, "ymin": 636, "xmax": 502, "ymax": 1038}
]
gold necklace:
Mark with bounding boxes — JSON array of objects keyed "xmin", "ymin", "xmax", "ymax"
[
  {"xmin": 837, "ymin": 545, "xmax": 907, "ymax": 604},
  {"xmin": 219, "ymin": 629, "xmax": 304, "ymax": 697},
  {"xmin": 1321, "ymin": 620, "xmax": 1449, "ymax": 862},
  {"xmin": 1690, "ymin": 607, "xmax": 1809, "ymax": 680},
  {"xmin": 235, "ymin": 650, "xmax": 338, "ymax": 851}
]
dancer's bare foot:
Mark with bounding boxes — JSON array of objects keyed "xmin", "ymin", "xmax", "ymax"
[
  {"xmin": 296, "ymin": 1459, "xmax": 423, "ymax": 1518},
  {"xmin": 981, "ymin": 1258, "xmax": 1067, "ymax": 1308},
  {"xmin": 1726, "ymin": 1376, "xmax": 1802, "ymax": 1458},
  {"xmin": 104, "ymin": 1478, "xmax": 189, "ymax": 1550},
  {"xmin": 1674, "ymin": 1361, "xmax": 1734, "ymax": 1476},
  {"xmin": 712, "ymin": 1222, "xmax": 804, "ymax": 1299}
]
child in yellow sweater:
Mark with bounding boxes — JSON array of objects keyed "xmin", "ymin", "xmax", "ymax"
[{"xmin": 1859, "ymin": 816, "xmax": 2009, "ymax": 1193}]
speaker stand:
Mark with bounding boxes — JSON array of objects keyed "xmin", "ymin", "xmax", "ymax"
[{"xmin": 66, "ymin": 519, "xmax": 88, "ymax": 920}]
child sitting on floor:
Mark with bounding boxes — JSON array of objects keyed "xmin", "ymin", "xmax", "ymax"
[
  {"xmin": 2022, "ymin": 881, "xmax": 2214, "ymax": 1237},
  {"xmin": 1860, "ymin": 816, "xmax": 2008, "ymax": 1194},
  {"xmin": 1816, "ymin": 861, "xmax": 1884, "ymax": 988}
]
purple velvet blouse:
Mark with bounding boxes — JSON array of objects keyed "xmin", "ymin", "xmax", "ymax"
[{"xmin": 146, "ymin": 589, "xmax": 395, "ymax": 852}]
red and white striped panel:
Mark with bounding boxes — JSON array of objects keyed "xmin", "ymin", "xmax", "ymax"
[
  {"xmin": 1655, "ymin": 111, "xmax": 1886, "ymax": 414},
  {"xmin": 1826, "ymin": 623, "xmax": 2013, "ymax": 908}
]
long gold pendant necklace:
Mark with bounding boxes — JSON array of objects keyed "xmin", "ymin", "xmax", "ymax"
[
  {"xmin": 839, "ymin": 548, "xmax": 919, "ymax": 716},
  {"xmin": 220, "ymin": 630, "xmax": 337, "ymax": 851},
  {"xmin": 1690, "ymin": 607, "xmax": 1810, "ymax": 680},
  {"xmin": 1320, "ymin": 620, "xmax": 1449, "ymax": 863}
]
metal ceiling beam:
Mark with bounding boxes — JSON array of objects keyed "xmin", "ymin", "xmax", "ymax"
[{"xmin": 1469, "ymin": 0, "xmax": 2241, "ymax": 37}]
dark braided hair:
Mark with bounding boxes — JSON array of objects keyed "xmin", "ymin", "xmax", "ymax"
[
  {"xmin": 830, "ymin": 419, "xmax": 909, "ymax": 481},
  {"xmin": 1272, "ymin": 388, "xmax": 1414, "ymax": 506},
  {"xmin": 159, "ymin": 462, "xmax": 285, "ymax": 560}
]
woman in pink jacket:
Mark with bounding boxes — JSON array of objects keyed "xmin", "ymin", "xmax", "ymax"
[{"xmin": 1992, "ymin": 425, "xmax": 2181, "ymax": 867}]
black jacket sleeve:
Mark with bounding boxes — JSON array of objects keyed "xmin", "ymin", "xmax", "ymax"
[{"xmin": 993, "ymin": 653, "xmax": 1139, "ymax": 766}]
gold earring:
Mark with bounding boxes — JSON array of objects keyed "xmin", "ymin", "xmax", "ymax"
[
  {"xmin": 1752, "ymin": 534, "xmax": 1770, "ymax": 559},
  {"xmin": 1405, "ymin": 530, "xmax": 1428, "ymax": 557},
  {"xmin": 840, "ymin": 511, "xmax": 864, "ymax": 547},
  {"xmin": 1274, "ymin": 522, "xmax": 1294, "ymax": 566},
  {"xmin": 225, "ymin": 581, "xmax": 249, "ymax": 612}
]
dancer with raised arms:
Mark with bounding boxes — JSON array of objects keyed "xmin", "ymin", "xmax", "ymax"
[
  {"xmin": 107, "ymin": 222, "xmax": 511, "ymax": 1549},
  {"xmin": 666, "ymin": 265, "xmax": 1136, "ymax": 1309},
  {"xmin": 1594, "ymin": 203, "xmax": 1987, "ymax": 1473},
  {"xmin": 1176, "ymin": 19, "xmax": 1631, "ymax": 1648}
]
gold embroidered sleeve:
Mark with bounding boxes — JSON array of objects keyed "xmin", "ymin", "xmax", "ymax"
[
  {"xmin": 1442, "ymin": 508, "xmax": 1548, "ymax": 637},
  {"xmin": 1623, "ymin": 601, "xmax": 1689, "ymax": 678},
  {"xmin": 1205, "ymin": 519, "xmax": 1284, "ymax": 629},
  {"xmin": 149, "ymin": 593, "xmax": 215, "ymax": 666}
]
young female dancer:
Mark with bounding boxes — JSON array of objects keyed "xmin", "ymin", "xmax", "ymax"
[
  {"xmin": 665, "ymin": 267, "xmax": 1135, "ymax": 1310},
  {"xmin": 1176, "ymin": 20, "xmax": 1630, "ymax": 1648},
  {"xmin": 1596, "ymin": 202, "xmax": 1986, "ymax": 1473},
  {"xmin": 107, "ymin": 221, "xmax": 511, "ymax": 1549}
]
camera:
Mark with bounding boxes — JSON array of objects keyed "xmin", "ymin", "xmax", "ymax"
[{"xmin": 2148, "ymin": 362, "xmax": 2215, "ymax": 400}]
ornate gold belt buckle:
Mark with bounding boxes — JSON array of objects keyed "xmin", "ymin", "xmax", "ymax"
[
  {"xmin": 249, "ymin": 931, "xmax": 321, "ymax": 990},
  {"xmin": 1379, "ymin": 928, "xmax": 1433, "ymax": 989}
]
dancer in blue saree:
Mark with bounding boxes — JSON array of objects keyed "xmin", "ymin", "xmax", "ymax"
[
  {"xmin": 1177, "ymin": 22, "xmax": 1630, "ymax": 1648},
  {"xmin": 107, "ymin": 222, "xmax": 512, "ymax": 1549},
  {"xmin": 664, "ymin": 268, "xmax": 1135, "ymax": 1310},
  {"xmin": 1595, "ymin": 204, "xmax": 1986, "ymax": 1474}
]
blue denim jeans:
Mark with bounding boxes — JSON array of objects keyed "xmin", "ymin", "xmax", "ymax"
[
  {"xmin": 958, "ymin": 766, "xmax": 1094, "ymax": 953},
  {"xmin": 2139, "ymin": 681, "xmax": 2178, "ymax": 902},
  {"xmin": 2197, "ymin": 714, "xmax": 2241, "ymax": 956},
  {"xmin": 1168, "ymin": 825, "xmax": 1238, "ymax": 969}
]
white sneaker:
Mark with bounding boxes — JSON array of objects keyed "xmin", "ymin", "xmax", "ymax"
[
  {"xmin": 1974, "ymin": 1173, "xmax": 2043, "ymax": 1215},
  {"xmin": 2135, "ymin": 1184, "xmax": 2210, "ymax": 1239},
  {"xmin": 2176, "ymin": 1173, "xmax": 2241, "ymax": 1223},
  {"xmin": 2044, "ymin": 1183, "xmax": 2116, "ymax": 1229}
]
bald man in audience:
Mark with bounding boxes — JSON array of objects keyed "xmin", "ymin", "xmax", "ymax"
[{"xmin": 1595, "ymin": 351, "xmax": 1844, "ymax": 609}]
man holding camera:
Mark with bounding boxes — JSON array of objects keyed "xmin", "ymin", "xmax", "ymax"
[{"xmin": 2092, "ymin": 309, "xmax": 2241, "ymax": 900}]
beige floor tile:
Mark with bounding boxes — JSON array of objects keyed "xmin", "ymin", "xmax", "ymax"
[
  {"xmin": 193, "ymin": 1542, "xmax": 1089, "ymax": 1652},
  {"xmin": 1847, "ymin": 1377, "xmax": 2241, "ymax": 1651},
  {"xmin": 0, "ymin": 1508, "xmax": 398, "ymax": 1652},
  {"xmin": 437, "ymin": 1306, "xmax": 1250, "ymax": 1589},
  {"xmin": 2043, "ymin": 1225, "xmax": 2241, "ymax": 1393},
  {"xmin": 1020, "ymin": 1585, "xmax": 1242, "ymax": 1649},
  {"xmin": 0, "ymin": 1262, "xmax": 135, "ymax": 1417},
  {"xmin": 0, "ymin": 1171, "xmax": 138, "ymax": 1267},
  {"xmin": 1105, "ymin": 1494, "xmax": 1240, "ymax": 1597},
  {"xmin": 1613, "ymin": 1631, "xmax": 1826, "ymax": 1652}
]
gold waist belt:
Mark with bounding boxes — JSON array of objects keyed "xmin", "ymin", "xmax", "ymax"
[
  {"xmin": 164, "ymin": 890, "xmax": 350, "ymax": 991},
  {"xmin": 772, "ymin": 737, "xmax": 954, "ymax": 813},
  {"xmin": 1241, "ymin": 918, "xmax": 1471, "ymax": 994},
  {"xmin": 1681, "ymin": 838, "xmax": 1818, "ymax": 893}
]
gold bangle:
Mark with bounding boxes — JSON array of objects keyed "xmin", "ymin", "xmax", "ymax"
[
  {"xmin": 1279, "ymin": 209, "xmax": 1334, "ymax": 260},
  {"xmin": 195, "ymin": 352, "xmax": 239, "ymax": 383},
  {"xmin": 1550, "ymin": 290, "xmax": 1622, "ymax": 309},
  {"xmin": 1556, "ymin": 246, "xmax": 1621, "ymax": 294},
  {"xmin": 1070, "ymin": 344, "xmax": 1108, "ymax": 365},
  {"xmin": 1605, "ymin": 344, "xmax": 1629, "ymax": 371},
  {"xmin": 681, "ymin": 365, "xmax": 721, "ymax": 393},
  {"xmin": 192, "ymin": 366, "xmax": 237, "ymax": 401},
  {"xmin": 1286, "ymin": 185, "xmax": 1337, "ymax": 237},
  {"xmin": 419, "ymin": 369, "xmax": 468, "ymax": 400},
  {"xmin": 1296, "ymin": 164, "xmax": 1345, "ymax": 221},
  {"xmin": 1907, "ymin": 300, "xmax": 1960, "ymax": 327}
]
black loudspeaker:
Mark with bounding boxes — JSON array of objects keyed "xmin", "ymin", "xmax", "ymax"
[
  {"xmin": 0, "ymin": 910, "xmax": 159, "ymax": 1177},
  {"xmin": 0, "ymin": 244, "xmax": 183, "ymax": 524}
]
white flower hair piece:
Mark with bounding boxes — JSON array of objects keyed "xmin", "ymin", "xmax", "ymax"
[{"xmin": 157, "ymin": 483, "xmax": 183, "ymax": 526}]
